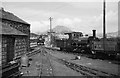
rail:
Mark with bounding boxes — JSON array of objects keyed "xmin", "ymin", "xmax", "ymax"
[
  {"xmin": 57, "ymin": 58, "xmax": 118, "ymax": 77},
  {"xmin": 44, "ymin": 48, "xmax": 119, "ymax": 77}
]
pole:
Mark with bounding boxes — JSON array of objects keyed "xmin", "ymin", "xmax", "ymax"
[
  {"xmin": 49, "ymin": 17, "xmax": 53, "ymax": 47},
  {"xmin": 103, "ymin": 0, "xmax": 106, "ymax": 52},
  {"xmin": 103, "ymin": 0, "xmax": 106, "ymax": 39}
]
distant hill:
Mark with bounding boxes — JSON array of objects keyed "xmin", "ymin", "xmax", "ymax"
[
  {"xmin": 52, "ymin": 25, "xmax": 72, "ymax": 33},
  {"xmin": 41, "ymin": 25, "xmax": 73, "ymax": 34}
]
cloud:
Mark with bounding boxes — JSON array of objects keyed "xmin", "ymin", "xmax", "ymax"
[
  {"xmin": 3, "ymin": 2, "xmax": 118, "ymax": 34},
  {"xmin": 91, "ymin": 11, "xmax": 118, "ymax": 33},
  {"xmin": 27, "ymin": 20, "xmax": 49, "ymax": 33},
  {"xmin": 54, "ymin": 10, "xmax": 118, "ymax": 34},
  {"xmin": 56, "ymin": 18, "xmax": 73, "ymax": 25},
  {"xmin": 25, "ymin": 10, "xmax": 118, "ymax": 34},
  {"xmin": 55, "ymin": 18, "xmax": 82, "ymax": 26},
  {"xmin": 2, "ymin": 0, "xmax": 119, "ymax": 2}
]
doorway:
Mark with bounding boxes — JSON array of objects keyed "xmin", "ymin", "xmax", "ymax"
[{"xmin": 7, "ymin": 36, "xmax": 15, "ymax": 63}]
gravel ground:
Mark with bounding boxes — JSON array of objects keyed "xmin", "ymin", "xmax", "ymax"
[
  {"xmin": 20, "ymin": 47, "xmax": 82, "ymax": 76},
  {"xmin": 46, "ymin": 49, "xmax": 120, "ymax": 76},
  {"xmin": 50, "ymin": 58, "xmax": 81, "ymax": 76}
]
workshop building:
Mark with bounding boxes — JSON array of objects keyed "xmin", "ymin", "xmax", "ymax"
[{"xmin": 0, "ymin": 8, "xmax": 30, "ymax": 65}]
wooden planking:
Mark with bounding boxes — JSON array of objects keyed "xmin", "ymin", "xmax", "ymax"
[
  {"xmin": 14, "ymin": 38, "xmax": 27, "ymax": 59},
  {"xmin": 2, "ymin": 37, "xmax": 7, "ymax": 65}
]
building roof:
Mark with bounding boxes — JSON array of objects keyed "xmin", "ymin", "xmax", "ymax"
[
  {"xmin": 0, "ymin": 22, "xmax": 27, "ymax": 36},
  {"xmin": 0, "ymin": 8, "xmax": 29, "ymax": 25}
]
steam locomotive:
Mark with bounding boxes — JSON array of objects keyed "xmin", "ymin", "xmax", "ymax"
[{"xmin": 55, "ymin": 30, "xmax": 120, "ymax": 58}]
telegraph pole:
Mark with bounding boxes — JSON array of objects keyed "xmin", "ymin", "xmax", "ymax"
[
  {"xmin": 103, "ymin": 0, "xmax": 106, "ymax": 39},
  {"xmin": 49, "ymin": 17, "xmax": 53, "ymax": 47},
  {"xmin": 103, "ymin": 0, "xmax": 106, "ymax": 52},
  {"xmin": 49, "ymin": 17, "xmax": 53, "ymax": 33}
]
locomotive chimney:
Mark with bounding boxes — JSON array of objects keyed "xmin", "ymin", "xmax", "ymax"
[{"xmin": 92, "ymin": 30, "xmax": 96, "ymax": 37}]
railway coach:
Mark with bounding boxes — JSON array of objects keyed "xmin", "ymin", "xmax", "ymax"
[{"xmin": 91, "ymin": 38, "xmax": 120, "ymax": 58}]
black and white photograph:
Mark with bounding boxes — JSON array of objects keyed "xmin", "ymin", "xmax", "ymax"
[{"xmin": 0, "ymin": 0, "xmax": 120, "ymax": 77}]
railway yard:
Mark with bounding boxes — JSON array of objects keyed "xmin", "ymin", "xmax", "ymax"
[
  {"xmin": 19, "ymin": 46, "xmax": 120, "ymax": 77},
  {"xmin": 1, "ymin": 2, "xmax": 120, "ymax": 78}
]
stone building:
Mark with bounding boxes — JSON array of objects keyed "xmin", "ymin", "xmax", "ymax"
[{"xmin": 0, "ymin": 8, "xmax": 30, "ymax": 65}]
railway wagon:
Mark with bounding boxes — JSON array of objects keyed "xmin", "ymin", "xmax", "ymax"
[{"xmin": 91, "ymin": 40, "xmax": 120, "ymax": 57}]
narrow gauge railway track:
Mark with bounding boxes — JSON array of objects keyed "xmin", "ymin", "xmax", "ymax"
[
  {"xmin": 41, "ymin": 48, "xmax": 55, "ymax": 77},
  {"xmin": 44, "ymin": 48, "xmax": 119, "ymax": 77},
  {"xmin": 20, "ymin": 47, "xmax": 55, "ymax": 77},
  {"xmin": 27, "ymin": 47, "xmax": 41, "ymax": 57}
]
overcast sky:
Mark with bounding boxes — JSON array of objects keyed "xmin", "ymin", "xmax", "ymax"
[{"xmin": 1, "ymin": 0, "xmax": 119, "ymax": 34}]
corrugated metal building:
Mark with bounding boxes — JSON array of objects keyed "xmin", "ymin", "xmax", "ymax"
[{"xmin": 0, "ymin": 8, "xmax": 30, "ymax": 66}]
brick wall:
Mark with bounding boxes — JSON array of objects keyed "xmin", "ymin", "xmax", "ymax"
[{"xmin": 2, "ymin": 19, "xmax": 30, "ymax": 52}]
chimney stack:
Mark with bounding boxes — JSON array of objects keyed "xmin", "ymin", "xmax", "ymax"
[{"xmin": 92, "ymin": 30, "xmax": 96, "ymax": 37}]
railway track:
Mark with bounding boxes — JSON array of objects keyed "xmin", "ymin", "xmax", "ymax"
[
  {"xmin": 57, "ymin": 58, "xmax": 118, "ymax": 77},
  {"xmin": 45, "ymin": 47, "xmax": 120, "ymax": 65},
  {"xmin": 44, "ymin": 47, "xmax": 119, "ymax": 77},
  {"xmin": 41, "ymin": 48, "xmax": 55, "ymax": 77},
  {"xmin": 20, "ymin": 46, "xmax": 55, "ymax": 77}
]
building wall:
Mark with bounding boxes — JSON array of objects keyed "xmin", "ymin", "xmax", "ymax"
[
  {"xmin": 2, "ymin": 36, "xmax": 7, "ymax": 65},
  {"xmin": 1, "ymin": 18, "xmax": 30, "ymax": 65},
  {"xmin": 2, "ymin": 36, "xmax": 27, "ymax": 65},
  {"xmin": 2, "ymin": 19, "xmax": 30, "ymax": 52},
  {"xmin": 14, "ymin": 37, "xmax": 27, "ymax": 59}
]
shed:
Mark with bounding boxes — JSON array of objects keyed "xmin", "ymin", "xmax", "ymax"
[{"xmin": 0, "ymin": 22, "xmax": 28, "ymax": 65}]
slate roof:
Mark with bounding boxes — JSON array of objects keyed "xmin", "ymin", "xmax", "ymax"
[
  {"xmin": 0, "ymin": 22, "xmax": 27, "ymax": 36},
  {"xmin": 0, "ymin": 8, "xmax": 29, "ymax": 25}
]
